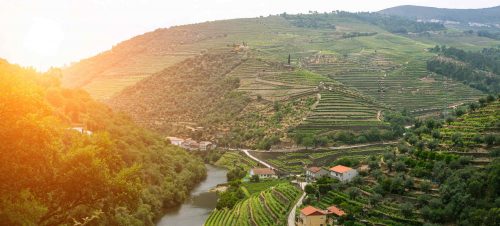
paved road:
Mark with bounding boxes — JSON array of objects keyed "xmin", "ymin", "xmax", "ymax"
[
  {"xmin": 288, "ymin": 192, "xmax": 306, "ymax": 226},
  {"xmin": 241, "ymin": 149, "xmax": 274, "ymax": 169},
  {"xmin": 327, "ymin": 141, "xmax": 397, "ymax": 150}
]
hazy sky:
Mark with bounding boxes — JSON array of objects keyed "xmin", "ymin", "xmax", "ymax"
[{"xmin": 1, "ymin": 0, "xmax": 499, "ymax": 70}]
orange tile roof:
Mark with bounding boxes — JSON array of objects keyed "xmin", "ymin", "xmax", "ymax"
[
  {"xmin": 308, "ymin": 167, "xmax": 322, "ymax": 173},
  {"xmin": 300, "ymin": 205, "xmax": 325, "ymax": 216},
  {"xmin": 251, "ymin": 168, "xmax": 276, "ymax": 175},
  {"xmin": 329, "ymin": 165, "xmax": 353, "ymax": 173},
  {"xmin": 327, "ymin": 205, "xmax": 346, "ymax": 216}
]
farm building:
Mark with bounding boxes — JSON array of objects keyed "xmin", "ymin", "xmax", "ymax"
[
  {"xmin": 180, "ymin": 139, "xmax": 200, "ymax": 151},
  {"xmin": 329, "ymin": 165, "xmax": 358, "ymax": 182},
  {"xmin": 297, "ymin": 205, "xmax": 327, "ymax": 226},
  {"xmin": 199, "ymin": 141, "xmax": 215, "ymax": 151},
  {"xmin": 167, "ymin": 136, "xmax": 184, "ymax": 146},
  {"xmin": 297, "ymin": 205, "xmax": 346, "ymax": 226},
  {"xmin": 249, "ymin": 168, "xmax": 277, "ymax": 179},
  {"xmin": 306, "ymin": 166, "xmax": 328, "ymax": 181}
]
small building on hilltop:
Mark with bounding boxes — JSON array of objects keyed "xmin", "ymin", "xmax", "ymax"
[
  {"xmin": 329, "ymin": 165, "xmax": 358, "ymax": 182},
  {"xmin": 297, "ymin": 205, "xmax": 327, "ymax": 226},
  {"xmin": 306, "ymin": 166, "xmax": 328, "ymax": 181},
  {"xmin": 249, "ymin": 168, "xmax": 277, "ymax": 179}
]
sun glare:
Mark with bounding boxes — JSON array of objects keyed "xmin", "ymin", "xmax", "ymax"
[{"xmin": 23, "ymin": 17, "xmax": 64, "ymax": 63}]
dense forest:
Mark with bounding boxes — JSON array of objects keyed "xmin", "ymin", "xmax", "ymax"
[
  {"xmin": 427, "ymin": 46, "xmax": 500, "ymax": 93},
  {"xmin": 339, "ymin": 12, "xmax": 445, "ymax": 34},
  {"xmin": 282, "ymin": 11, "xmax": 445, "ymax": 34},
  {"xmin": 477, "ymin": 30, "xmax": 500, "ymax": 40},
  {"xmin": 0, "ymin": 59, "xmax": 206, "ymax": 225}
]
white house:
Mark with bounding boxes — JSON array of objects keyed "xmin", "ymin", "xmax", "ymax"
[
  {"xmin": 167, "ymin": 137, "xmax": 184, "ymax": 146},
  {"xmin": 71, "ymin": 127, "xmax": 92, "ymax": 135},
  {"xmin": 249, "ymin": 168, "xmax": 277, "ymax": 179},
  {"xmin": 199, "ymin": 141, "xmax": 214, "ymax": 151},
  {"xmin": 306, "ymin": 167, "xmax": 328, "ymax": 180},
  {"xmin": 329, "ymin": 165, "xmax": 358, "ymax": 182}
]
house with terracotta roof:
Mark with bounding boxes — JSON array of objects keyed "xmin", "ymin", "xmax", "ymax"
[
  {"xmin": 297, "ymin": 205, "xmax": 327, "ymax": 226},
  {"xmin": 297, "ymin": 205, "xmax": 346, "ymax": 226},
  {"xmin": 249, "ymin": 168, "xmax": 277, "ymax": 179},
  {"xmin": 306, "ymin": 166, "xmax": 328, "ymax": 180},
  {"xmin": 329, "ymin": 165, "xmax": 358, "ymax": 182},
  {"xmin": 326, "ymin": 205, "xmax": 346, "ymax": 217}
]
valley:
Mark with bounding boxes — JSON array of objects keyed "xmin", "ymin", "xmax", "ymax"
[{"xmin": 2, "ymin": 3, "xmax": 500, "ymax": 226}]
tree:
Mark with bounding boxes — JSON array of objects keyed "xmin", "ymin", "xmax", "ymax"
[
  {"xmin": 428, "ymin": 139, "xmax": 439, "ymax": 151},
  {"xmin": 420, "ymin": 181, "xmax": 432, "ymax": 193},
  {"xmin": 485, "ymin": 134, "xmax": 497, "ymax": 146},
  {"xmin": 347, "ymin": 187, "xmax": 361, "ymax": 200},
  {"xmin": 250, "ymin": 175, "xmax": 260, "ymax": 182},
  {"xmin": 386, "ymin": 160, "xmax": 393, "ymax": 172},
  {"xmin": 401, "ymin": 203, "xmax": 414, "ymax": 218},
  {"xmin": 304, "ymin": 184, "xmax": 317, "ymax": 195},
  {"xmin": 369, "ymin": 193, "xmax": 382, "ymax": 206},
  {"xmin": 452, "ymin": 133, "xmax": 464, "ymax": 147}
]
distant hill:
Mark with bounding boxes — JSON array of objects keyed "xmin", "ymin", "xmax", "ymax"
[{"xmin": 379, "ymin": 5, "xmax": 500, "ymax": 24}]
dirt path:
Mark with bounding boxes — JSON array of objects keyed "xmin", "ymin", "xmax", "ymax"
[{"xmin": 376, "ymin": 110, "xmax": 382, "ymax": 121}]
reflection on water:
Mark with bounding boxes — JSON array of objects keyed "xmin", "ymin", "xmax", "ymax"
[{"xmin": 157, "ymin": 164, "xmax": 227, "ymax": 226}]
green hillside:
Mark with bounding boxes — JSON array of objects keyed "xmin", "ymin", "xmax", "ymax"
[{"xmin": 62, "ymin": 12, "xmax": 495, "ymax": 147}]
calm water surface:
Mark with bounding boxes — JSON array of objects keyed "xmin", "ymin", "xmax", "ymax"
[{"xmin": 157, "ymin": 164, "xmax": 227, "ymax": 226}]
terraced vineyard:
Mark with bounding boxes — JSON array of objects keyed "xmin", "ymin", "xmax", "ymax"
[
  {"xmin": 250, "ymin": 144, "xmax": 393, "ymax": 173},
  {"xmin": 214, "ymin": 151, "xmax": 259, "ymax": 171},
  {"xmin": 439, "ymin": 100, "xmax": 500, "ymax": 148},
  {"xmin": 295, "ymin": 90, "xmax": 388, "ymax": 134},
  {"xmin": 310, "ymin": 189, "xmax": 423, "ymax": 226},
  {"xmin": 305, "ymin": 52, "xmax": 483, "ymax": 115},
  {"xmin": 227, "ymin": 59, "xmax": 319, "ymax": 101},
  {"xmin": 204, "ymin": 183, "xmax": 301, "ymax": 226}
]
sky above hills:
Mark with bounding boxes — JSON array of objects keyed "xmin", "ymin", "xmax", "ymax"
[{"xmin": 1, "ymin": 0, "xmax": 500, "ymax": 71}]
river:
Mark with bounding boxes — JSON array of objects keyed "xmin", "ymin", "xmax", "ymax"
[{"xmin": 157, "ymin": 164, "xmax": 227, "ymax": 226}]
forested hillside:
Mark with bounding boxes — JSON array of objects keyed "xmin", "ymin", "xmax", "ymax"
[
  {"xmin": 380, "ymin": 5, "xmax": 500, "ymax": 24},
  {"xmin": 427, "ymin": 46, "xmax": 500, "ymax": 93},
  {"xmin": 0, "ymin": 59, "xmax": 206, "ymax": 225}
]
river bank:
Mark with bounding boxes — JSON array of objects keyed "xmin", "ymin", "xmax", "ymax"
[{"xmin": 156, "ymin": 164, "xmax": 227, "ymax": 226}]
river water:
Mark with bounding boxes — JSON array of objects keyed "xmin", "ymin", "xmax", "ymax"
[{"xmin": 157, "ymin": 164, "xmax": 227, "ymax": 226}]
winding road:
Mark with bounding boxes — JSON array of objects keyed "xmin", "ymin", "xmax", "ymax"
[{"xmin": 288, "ymin": 192, "xmax": 306, "ymax": 226}]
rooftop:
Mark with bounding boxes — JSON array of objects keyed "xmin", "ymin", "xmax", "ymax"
[
  {"xmin": 329, "ymin": 165, "xmax": 353, "ymax": 173},
  {"xmin": 308, "ymin": 166, "xmax": 323, "ymax": 173},
  {"xmin": 300, "ymin": 205, "xmax": 325, "ymax": 216},
  {"xmin": 327, "ymin": 205, "xmax": 346, "ymax": 216},
  {"xmin": 251, "ymin": 168, "xmax": 276, "ymax": 175}
]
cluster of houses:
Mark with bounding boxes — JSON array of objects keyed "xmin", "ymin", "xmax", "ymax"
[
  {"xmin": 167, "ymin": 137, "xmax": 215, "ymax": 151},
  {"xmin": 306, "ymin": 164, "xmax": 359, "ymax": 183},
  {"xmin": 297, "ymin": 205, "xmax": 346, "ymax": 226}
]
